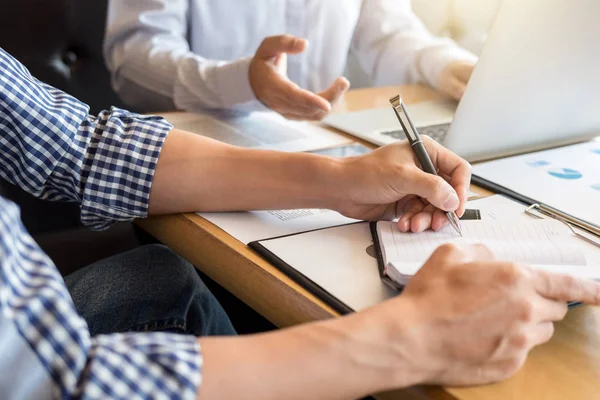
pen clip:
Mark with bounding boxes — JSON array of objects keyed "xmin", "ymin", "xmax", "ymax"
[{"xmin": 389, "ymin": 95, "xmax": 419, "ymax": 142}]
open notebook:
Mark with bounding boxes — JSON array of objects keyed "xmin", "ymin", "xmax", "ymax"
[{"xmin": 372, "ymin": 219, "xmax": 600, "ymax": 288}]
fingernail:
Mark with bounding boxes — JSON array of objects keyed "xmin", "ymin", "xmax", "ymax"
[
  {"xmin": 443, "ymin": 193, "xmax": 459, "ymax": 210},
  {"xmin": 398, "ymin": 219, "xmax": 408, "ymax": 232}
]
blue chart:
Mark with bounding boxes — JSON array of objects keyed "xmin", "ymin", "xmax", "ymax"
[
  {"xmin": 591, "ymin": 149, "xmax": 600, "ymax": 155},
  {"xmin": 592, "ymin": 184, "xmax": 600, "ymax": 192},
  {"xmin": 547, "ymin": 168, "xmax": 583, "ymax": 180},
  {"xmin": 527, "ymin": 160, "xmax": 551, "ymax": 168}
]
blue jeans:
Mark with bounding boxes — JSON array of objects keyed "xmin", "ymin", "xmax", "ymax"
[{"xmin": 65, "ymin": 244, "xmax": 236, "ymax": 336}]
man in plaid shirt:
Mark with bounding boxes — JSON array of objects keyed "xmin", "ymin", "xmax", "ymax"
[{"xmin": 1, "ymin": 47, "xmax": 598, "ymax": 399}]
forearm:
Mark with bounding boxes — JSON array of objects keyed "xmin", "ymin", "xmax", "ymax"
[
  {"xmin": 104, "ymin": 0, "xmax": 259, "ymax": 112},
  {"xmin": 354, "ymin": 0, "xmax": 476, "ymax": 87},
  {"xmin": 149, "ymin": 129, "xmax": 343, "ymax": 214},
  {"xmin": 198, "ymin": 305, "xmax": 421, "ymax": 400}
]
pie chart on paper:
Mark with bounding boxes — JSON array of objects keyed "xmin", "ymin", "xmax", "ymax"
[
  {"xmin": 547, "ymin": 168, "xmax": 583, "ymax": 180},
  {"xmin": 591, "ymin": 149, "xmax": 600, "ymax": 155},
  {"xmin": 592, "ymin": 184, "xmax": 600, "ymax": 192}
]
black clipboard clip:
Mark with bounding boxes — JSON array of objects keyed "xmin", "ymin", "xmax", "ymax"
[{"xmin": 525, "ymin": 203, "xmax": 600, "ymax": 248}]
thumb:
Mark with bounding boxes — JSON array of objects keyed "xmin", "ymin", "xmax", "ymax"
[
  {"xmin": 318, "ymin": 77, "xmax": 350, "ymax": 104},
  {"xmin": 256, "ymin": 35, "xmax": 307, "ymax": 59},
  {"xmin": 408, "ymin": 171, "xmax": 460, "ymax": 212}
]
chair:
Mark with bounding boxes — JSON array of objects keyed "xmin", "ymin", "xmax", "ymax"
[
  {"xmin": 0, "ymin": 0, "xmax": 276, "ymax": 332},
  {"xmin": 0, "ymin": 0, "xmax": 140, "ymax": 274}
]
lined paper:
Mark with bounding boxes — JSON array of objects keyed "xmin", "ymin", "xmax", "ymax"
[{"xmin": 378, "ymin": 220, "xmax": 586, "ymax": 266}]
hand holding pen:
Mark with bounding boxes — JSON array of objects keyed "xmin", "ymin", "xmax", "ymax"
[{"xmin": 390, "ymin": 95, "xmax": 464, "ymax": 236}]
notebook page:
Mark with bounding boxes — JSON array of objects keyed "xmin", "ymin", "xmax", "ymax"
[{"xmin": 378, "ymin": 220, "xmax": 586, "ymax": 266}]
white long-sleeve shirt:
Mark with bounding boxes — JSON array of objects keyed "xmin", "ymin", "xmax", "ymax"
[{"xmin": 104, "ymin": 0, "xmax": 477, "ymax": 113}]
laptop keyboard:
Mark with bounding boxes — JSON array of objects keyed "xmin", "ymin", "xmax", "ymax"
[{"xmin": 378, "ymin": 123, "xmax": 450, "ymax": 143}]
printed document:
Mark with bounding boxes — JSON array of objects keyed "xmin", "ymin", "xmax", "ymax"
[
  {"xmin": 473, "ymin": 141, "xmax": 600, "ymax": 225},
  {"xmin": 161, "ymin": 111, "xmax": 352, "ymax": 152},
  {"xmin": 200, "ymin": 209, "xmax": 358, "ymax": 244}
]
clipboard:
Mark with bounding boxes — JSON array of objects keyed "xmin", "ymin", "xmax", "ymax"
[
  {"xmin": 473, "ymin": 175, "xmax": 600, "ymax": 248},
  {"xmin": 249, "ymin": 223, "xmax": 368, "ymax": 316}
]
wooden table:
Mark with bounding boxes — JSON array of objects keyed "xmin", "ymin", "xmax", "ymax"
[{"xmin": 137, "ymin": 85, "xmax": 600, "ymax": 400}]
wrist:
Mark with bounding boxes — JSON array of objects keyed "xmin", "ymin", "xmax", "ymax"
[
  {"xmin": 339, "ymin": 297, "xmax": 433, "ymax": 390},
  {"xmin": 292, "ymin": 153, "xmax": 347, "ymax": 210}
]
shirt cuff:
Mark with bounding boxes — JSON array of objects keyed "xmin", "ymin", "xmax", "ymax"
[
  {"xmin": 417, "ymin": 44, "xmax": 478, "ymax": 89},
  {"xmin": 79, "ymin": 108, "xmax": 172, "ymax": 230},
  {"xmin": 82, "ymin": 332, "xmax": 201, "ymax": 399},
  {"xmin": 211, "ymin": 57, "xmax": 270, "ymax": 112}
]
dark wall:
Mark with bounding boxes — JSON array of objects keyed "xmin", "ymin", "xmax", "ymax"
[
  {"xmin": 0, "ymin": 0, "xmax": 127, "ymax": 233},
  {"xmin": 0, "ymin": 0, "xmax": 129, "ymax": 114}
]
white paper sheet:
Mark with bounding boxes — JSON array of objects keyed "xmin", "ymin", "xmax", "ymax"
[
  {"xmin": 473, "ymin": 140, "xmax": 600, "ymax": 225},
  {"xmin": 200, "ymin": 191, "xmax": 479, "ymax": 245},
  {"xmin": 378, "ymin": 219, "xmax": 585, "ymax": 266},
  {"xmin": 161, "ymin": 111, "xmax": 353, "ymax": 152},
  {"xmin": 200, "ymin": 209, "xmax": 359, "ymax": 244},
  {"xmin": 258, "ymin": 222, "xmax": 397, "ymax": 311}
]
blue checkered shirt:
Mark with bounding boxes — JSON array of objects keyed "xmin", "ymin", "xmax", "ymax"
[{"xmin": 0, "ymin": 48, "xmax": 201, "ymax": 398}]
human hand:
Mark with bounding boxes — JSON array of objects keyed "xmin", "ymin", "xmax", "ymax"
[
  {"xmin": 333, "ymin": 137, "xmax": 471, "ymax": 232},
  {"xmin": 249, "ymin": 35, "xmax": 350, "ymax": 121},
  {"xmin": 376, "ymin": 244, "xmax": 600, "ymax": 387},
  {"xmin": 438, "ymin": 60, "xmax": 475, "ymax": 100}
]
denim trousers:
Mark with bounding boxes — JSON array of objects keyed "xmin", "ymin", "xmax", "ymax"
[{"xmin": 65, "ymin": 244, "xmax": 236, "ymax": 336}]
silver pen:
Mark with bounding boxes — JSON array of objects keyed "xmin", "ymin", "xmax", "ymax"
[{"xmin": 389, "ymin": 95, "xmax": 463, "ymax": 236}]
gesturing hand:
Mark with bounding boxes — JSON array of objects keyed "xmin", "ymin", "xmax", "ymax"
[
  {"xmin": 249, "ymin": 35, "xmax": 350, "ymax": 121},
  {"xmin": 387, "ymin": 243, "xmax": 600, "ymax": 386},
  {"xmin": 334, "ymin": 136, "xmax": 471, "ymax": 232},
  {"xmin": 438, "ymin": 60, "xmax": 475, "ymax": 100}
]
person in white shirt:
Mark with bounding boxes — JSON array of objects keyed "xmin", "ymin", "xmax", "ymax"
[{"xmin": 103, "ymin": 0, "xmax": 477, "ymax": 120}]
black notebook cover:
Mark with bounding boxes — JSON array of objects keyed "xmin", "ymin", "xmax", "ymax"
[{"xmin": 369, "ymin": 221, "xmax": 405, "ymax": 292}]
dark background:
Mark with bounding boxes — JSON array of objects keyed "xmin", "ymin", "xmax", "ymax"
[{"xmin": 0, "ymin": 0, "xmax": 274, "ymax": 334}]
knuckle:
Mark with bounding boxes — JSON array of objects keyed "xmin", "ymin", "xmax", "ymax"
[
  {"xmin": 447, "ymin": 266, "xmax": 470, "ymax": 287},
  {"xmin": 435, "ymin": 242, "xmax": 462, "ymax": 259},
  {"xmin": 517, "ymin": 299, "xmax": 535, "ymax": 323},
  {"xmin": 510, "ymin": 331, "xmax": 529, "ymax": 350},
  {"xmin": 432, "ymin": 175, "xmax": 446, "ymax": 191},
  {"xmin": 395, "ymin": 163, "xmax": 411, "ymax": 176},
  {"xmin": 497, "ymin": 263, "xmax": 522, "ymax": 286},
  {"xmin": 261, "ymin": 35, "xmax": 275, "ymax": 46}
]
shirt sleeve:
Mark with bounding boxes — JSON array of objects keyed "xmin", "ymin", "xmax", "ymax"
[
  {"xmin": 0, "ymin": 197, "xmax": 202, "ymax": 399},
  {"xmin": 103, "ymin": 0, "xmax": 263, "ymax": 113},
  {"xmin": 0, "ymin": 47, "xmax": 171, "ymax": 230},
  {"xmin": 351, "ymin": 0, "xmax": 478, "ymax": 88}
]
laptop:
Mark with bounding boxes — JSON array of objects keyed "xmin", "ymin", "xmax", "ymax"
[{"xmin": 324, "ymin": 0, "xmax": 600, "ymax": 162}]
